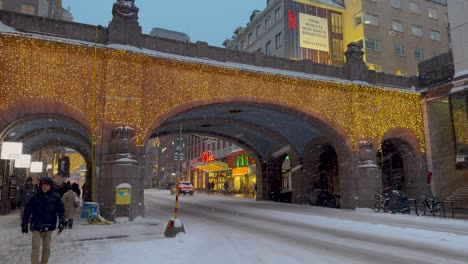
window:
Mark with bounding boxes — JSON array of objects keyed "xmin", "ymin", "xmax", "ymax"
[
  {"xmin": 240, "ymin": 40, "xmax": 245, "ymax": 51},
  {"xmin": 265, "ymin": 41, "xmax": 271, "ymax": 55},
  {"xmin": 275, "ymin": 33, "xmax": 282, "ymax": 49},
  {"xmin": 0, "ymin": 0, "xmax": 3, "ymax": 9},
  {"xmin": 331, "ymin": 13, "xmax": 343, "ymax": 34},
  {"xmin": 332, "ymin": 38, "xmax": 344, "ymax": 66},
  {"xmin": 363, "ymin": 13, "xmax": 379, "ymax": 26},
  {"xmin": 248, "ymin": 33, "xmax": 253, "ymax": 45},
  {"xmin": 395, "ymin": 44, "xmax": 406, "ymax": 56},
  {"xmin": 391, "ymin": 0, "xmax": 401, "ymax": 8},
  {"xmin": 369, "ymin": 0, "xmax": 377, "ymax": 2},
  {"xmin": 414, "ymin": 48, "xmax": 425, "ymax": 60},
  {"xmin": 428, "ymin": 7, "xmax": 438, "ymax": 19},
  {"xmin": 256, "ymin": 25, "xmax": 261, "ymax": 37},
  {"xmin": 392, "ymin": 20, "xmax": 403, "ymax": 32},
  {"xmin": 411, "ymin": 25, "xmax": 422, "ymax": 37},
  {"xmin": 275, "ymin": 8, "xmax": 281, "ymax": 21},
  {"xmin": 20, "ymin": 4, "xmax": 35, "ymax": 15},
  {"xmin": 354, "ymin": 15, "xmax": 362, "ymax": 26},
  {"xmin": 410, "ymin": 2, "xmax": 420, "ymax": 14},
  {"xmin": 265, "ymin": 16, "xmax": 271, "ymax": 30},
  {"xmin": 365, "ymin": 38, "xmax": 381, "ymax": 51},
  {"xmin": 432, "ymin": 51, "xmax": 440, "ymax": 58},
  {"xmin": 430, "ymin": 30, "xmax": 441, "ymax": 41}
]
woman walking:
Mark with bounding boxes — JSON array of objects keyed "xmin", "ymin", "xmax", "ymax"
[{"xmin": 62, "ymin": 186, "xmax": 79, "ymax": 229}]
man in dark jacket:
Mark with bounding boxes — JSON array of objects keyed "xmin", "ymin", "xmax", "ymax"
[
  {"xmin": 19, "ymin": 176, "xmax": 36, "ymax": 219},
  {"xmin": 21, "ymin": 177, "xmax": 65, "ymax": 264}
]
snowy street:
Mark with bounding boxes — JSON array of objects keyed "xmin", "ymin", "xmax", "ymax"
[{"xmin": 1, "ymin": 189, "xmax": 468, "ymax": 264}]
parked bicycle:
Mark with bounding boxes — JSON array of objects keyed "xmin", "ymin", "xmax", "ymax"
[
  {"xmin": 416, "ymin": 195, "xmax": 444, "ymax": 216},
  {"xmin": 373, "ymin": 192, "xmax": 390, "ymax": 213}
]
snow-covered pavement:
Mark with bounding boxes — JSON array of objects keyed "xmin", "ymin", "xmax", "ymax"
[{"xmin": 1, "ymin": 189, "xmax": 467, "ymax": 264}]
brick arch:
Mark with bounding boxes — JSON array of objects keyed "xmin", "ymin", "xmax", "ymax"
[
  {"xmin": 0, "ymin": 99, "xmax": 91, "ymax": 135},
  {"xmin": 143, "ymin": 97, "xmax": 353, "ymax": 151},
  {"xmin": 380, "ymin": 127, "xmax": 423, "ymax": 156}
]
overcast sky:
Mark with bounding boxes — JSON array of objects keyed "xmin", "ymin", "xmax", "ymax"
[{"xmin": 65, "ymin": 0, "xmax": 266, "ymax": 47}]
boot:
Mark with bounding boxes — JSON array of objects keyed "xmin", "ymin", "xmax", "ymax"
[
  {"xmin": 68, "ymin": 219, "xmax": 73, "ymax": 229},
  {"xmin": 64, "ymin": 220, "xmax": 68, "ymax": 229}
]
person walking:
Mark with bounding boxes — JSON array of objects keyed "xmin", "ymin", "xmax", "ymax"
[
  {"xmin": 62, "ymin": 185, "xmax": 79, "ymax": 229},
  {"xmin": 21, "ymin": 177, "xmax": 65, "ymax": 264},
  {"xmin": 19, "ymin": 176, "xmax": 37, "ymax": 219},
  {"xmin": 250, "ymin": 181, "xmax": 257, "ymax": 198},
  {"xmin": 71, "ymin": 182, "xmax": 81, "ymax": 198}
]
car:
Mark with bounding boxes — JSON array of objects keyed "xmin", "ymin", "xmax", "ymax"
[{"xmin": 170, "ymin": 181, "xmax": 194, "ymax": 196}]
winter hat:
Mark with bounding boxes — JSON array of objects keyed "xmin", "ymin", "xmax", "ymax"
[
  {"xmin": 26, "ymin": 176, "xmax": 33, "ymax": 182},
  {"xmin": 39, "ymin": 177, "xmax": 53, "ymax": 187}
]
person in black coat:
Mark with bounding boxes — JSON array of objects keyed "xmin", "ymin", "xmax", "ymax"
[{"xmin": 21, "ymin": 177, "xmax": 65, "ymax": 264}]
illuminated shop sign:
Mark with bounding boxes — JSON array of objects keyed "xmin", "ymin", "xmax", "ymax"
[{"xmin": 201, "ymin": 151, "xmax": 215, "ymax": 162}]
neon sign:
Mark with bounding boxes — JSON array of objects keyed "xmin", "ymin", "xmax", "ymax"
[{"xmin": 201, "ymin": 151, "xmax": 215, "ymax": 162}]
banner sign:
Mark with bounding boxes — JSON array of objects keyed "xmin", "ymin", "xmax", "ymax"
[
  {"xmin": 30, "ymin": 162, "xmax": 43, "ymax": 173},
  {"xmin": 58, "ymin": 156, "xmax": 70, "ymax": 177},
  {"xmin": 1, "ymin": 142, "xmax": 23, "ymax": 160},
  {"xmin": 14, "ymin": 154, "xmax": 31, "ymax": 168},
  {"xmin": 299, "ymin": 13, "xmax": 329, "ymax": 51}
]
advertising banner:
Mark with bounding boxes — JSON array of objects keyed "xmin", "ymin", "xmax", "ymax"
[{"xmin": 299, "ymin": 13, "xmax": 329, "ymax": 52}]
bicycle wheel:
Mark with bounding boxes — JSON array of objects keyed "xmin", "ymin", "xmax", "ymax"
[
  {"xmin": 416, "ymin": 202, "xmax": 426, "ymax": 216},
  {"xmin": 432, "ymin": 202, "xmax": 444, "ymax": 217},
  {"xmin": 373, "ymin": 201, "xmax": 381, "ymax": 213},
  {"xmin": 383, "ymin": 201, "xmax": 390, "ymax": 213}
]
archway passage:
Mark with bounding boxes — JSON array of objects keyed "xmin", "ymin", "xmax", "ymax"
[
  {"xmin": 318, "ymin": 144, "xmax": 339, "ymax": 194},
  {"xmin": 377, "ymin": 138, "xmax": 414, "ymax": 192},
  {"xmin": 149, "ymin": 102, "xmax": 352, "ymax": 206},
  {"xmin": 0, "ymin": 115, "xmax": 92, "ymax": 214}
]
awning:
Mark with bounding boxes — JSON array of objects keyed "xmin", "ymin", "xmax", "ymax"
[
  {"xmin": 232, "ymin": 167, "xmax": 248, "ymax": 176},
  {"xmin": 195, "ymin": 161, "xmax": 231, "ymax": 172}
]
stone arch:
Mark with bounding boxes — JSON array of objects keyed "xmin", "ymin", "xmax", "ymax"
[
  {"xmin": 300, "ymin": 135, "xmax": 354, "ymax": 208},
  {"xmin": 378, "ymin": 127, "xmax": 426, "ymax": 197},
  {"xmin": 0, "ymin": 99, "xmax": 91, "ymax": 135},
  {"xmin": 0, "ymin": 102, "xmax": 93, "ymax": 201},
  {"xmin": 143, "ymin": 97, "xmax": 353, "ymax": 150}
]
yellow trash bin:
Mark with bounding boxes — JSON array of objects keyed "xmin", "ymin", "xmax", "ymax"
[{"xmin": 115, "ymin": 183, "xmax": 131, "ymax": 205}]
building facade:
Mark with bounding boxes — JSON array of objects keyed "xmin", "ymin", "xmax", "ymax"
[
  {"xmin": 226, "ymin": 0, "xmax": 449, "ymax": 76},
  {"xmin": 0, "ymin": 0, "xmax": 64, "ymax": 20},
  {"xmin": 419, "ymin": 0, "xmax": 468, "ymax": 209},
  {"xmin": 226, "ymin": 0, "xmax": 346, "ymax": 67}
]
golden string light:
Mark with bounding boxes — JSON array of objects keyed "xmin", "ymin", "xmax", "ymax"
[{"xmin": 0, "ymin": 34, "xmax": 425, "ymax": 151}]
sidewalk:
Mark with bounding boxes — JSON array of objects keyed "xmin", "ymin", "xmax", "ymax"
[{"xmin": 0, "ymin": 209, "xmax": 164, "ymax": 264}]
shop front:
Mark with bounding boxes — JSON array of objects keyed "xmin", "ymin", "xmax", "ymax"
[
  {"xmin": 232, "ymin": 165, "xmax": 257, "ymax": 195},
  {"xmin": 195, "ymin": 161, "xmax": 232, "ymax": 192}
]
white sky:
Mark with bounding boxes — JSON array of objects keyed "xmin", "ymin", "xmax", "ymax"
[{"xmin": 1, "ymin": 190, "xmax": 468, "ymax": 264}]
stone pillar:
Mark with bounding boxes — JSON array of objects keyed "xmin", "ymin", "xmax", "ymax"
[
  {"xmin": 100, "ymin": 126, "xmax": 144, "ymax": 221},
  {"xmin": 356, "ymin": 141, "xmax": 381, "ymax": 208}
]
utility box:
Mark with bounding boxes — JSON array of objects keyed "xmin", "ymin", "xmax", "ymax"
[{"xmin": 115, "ymin": 183, "xmax": 132, "ymax": 205}]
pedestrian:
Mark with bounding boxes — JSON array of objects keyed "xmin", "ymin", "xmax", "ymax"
[
  {"xmin": 62, "ymin": 185, "xmax": 79, "ymax": 229},
  {"xmin": 71, "ymin": 182, "xmax": 81, "ymax": 198},
  {"xmin": 21, "ymin": 177, "xmax": 65, "ymax": 264},
  {"xmin": 251, "ymin": 181, "xmax": 257, "ymax": 198},
  {"xmin": 19, "ymin": 176, "xmax": 37, "ymax": 219},
  {"xmin": 224, "ymin": 179, "xmax": 229, "ymax": 195}
]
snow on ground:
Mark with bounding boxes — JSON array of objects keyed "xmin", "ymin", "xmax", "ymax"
[{"xmin": 0, "ymin": 190, "xmax": 467, "ymax": 264}]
